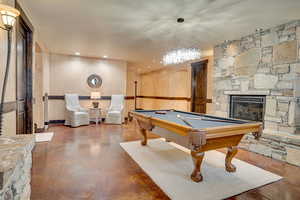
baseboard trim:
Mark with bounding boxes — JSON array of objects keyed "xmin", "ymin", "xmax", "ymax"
[
  {"xmin": 47, "ymin": 95, "xmax": 134, "ymax": 100},
  {"xmin": 49, "ymin": 118, "xmax": 129, "ymax": 125},
  {"xmin": 49, "ymin": 120, "xmax": 65, "ymax": 124},
  {"xmin": 136, "ymin": 96, "xmax": 191, "ymax": 101}
]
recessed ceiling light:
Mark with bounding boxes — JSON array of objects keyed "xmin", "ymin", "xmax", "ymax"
[
  {"xmin": 75, "ymin": 52, "xmax": 80, "ymax": 56},
  {"xmin": 177, "ymin": 18, "xmax": 185, "ymax": 23},
  {"xmin": 103, "ymin": 55, "xmax": 108, "ymax": 58}
]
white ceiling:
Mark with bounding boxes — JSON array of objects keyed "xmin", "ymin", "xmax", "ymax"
[{"xmin": 19, "ymin": 0, "xmax": 300, "ymax": 67}]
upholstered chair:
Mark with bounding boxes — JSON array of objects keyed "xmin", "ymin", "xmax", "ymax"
[
  {"xmin": 105, "ymin": 94, "xmax": 125, "ymax": 124},
  {"xmin": 64, "ymin": 94, "xmax": 90, "ymax": 127}
]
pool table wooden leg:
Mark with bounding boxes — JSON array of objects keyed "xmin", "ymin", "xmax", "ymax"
[
  {"xmin": 225, "ymin": 146, "xmax": 238, "ymax": 172},
  {"xmin": 191, "ymin": 151, "xmax": 205, "ymax": 182},
  {"xmin": 140, "ymin": 128, "xmax": 147, "ymax": 146}
]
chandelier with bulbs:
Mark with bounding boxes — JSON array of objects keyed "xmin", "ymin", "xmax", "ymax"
[
  {"xmin": 163, "ymin": 48, "xmax": 201, "ymax": 65},
  {"xmin": 162, "ymin": 18, "xmax": 201, "ymax": 65}
]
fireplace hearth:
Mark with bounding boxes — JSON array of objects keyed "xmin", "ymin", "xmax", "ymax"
[{"xmin": 230, "ymin": 95, "xmax": 266, "ymax": 122}]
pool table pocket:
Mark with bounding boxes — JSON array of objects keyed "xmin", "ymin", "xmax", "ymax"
[{"xmin": 188, "ymin": 129, "xmax": 207, "ymax": 151}]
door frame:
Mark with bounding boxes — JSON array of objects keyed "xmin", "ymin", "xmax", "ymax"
[
  {"xmin": 15, "ymin": 1, "xmax": 34, "ymax": 134},
  {"xmin": 190, "ymin": 59, "xmax": 208, "ymax": 113}
]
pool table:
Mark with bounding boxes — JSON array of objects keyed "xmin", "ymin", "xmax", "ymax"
[{"xmin": 129, "ymin": 110, "xmax": 262, "ymax": 182}]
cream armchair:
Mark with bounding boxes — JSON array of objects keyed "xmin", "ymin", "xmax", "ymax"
[
  {"xmin": 105, "ymin": 95, "xmax": 125, "ymax": 124},
  {"xmin": 64, "ymin": 94, "xmax": 90, "ymax": 127}
]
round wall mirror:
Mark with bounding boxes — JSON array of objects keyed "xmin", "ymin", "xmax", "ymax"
[{"xmin": 87, "ymin": 74, "xmax": 102, "ymax": 88}]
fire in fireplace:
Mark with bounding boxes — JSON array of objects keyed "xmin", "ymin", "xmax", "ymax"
[{"xmin": 230, "ymin": 95, "xmax": 266, "ymax": 122}]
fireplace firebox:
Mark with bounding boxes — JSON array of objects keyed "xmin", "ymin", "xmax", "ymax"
[{"xmin": 229, "ymin": 95, "xmax": 266, "ymax": 122}]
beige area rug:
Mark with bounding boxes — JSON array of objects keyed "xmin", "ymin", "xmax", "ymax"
[
  {"xmin": 35, "ymin": 132, "xmax": 54, "ymax": 142},
  {"xmin": 120, "ymin": 139, "xmax": 282, "ymax": 200}
]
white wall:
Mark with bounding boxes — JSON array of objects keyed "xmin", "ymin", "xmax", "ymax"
[
  {"xmin": 42, "ymin": 53, "xmax": 50, "ymax": 94},
  {"xmin": 34, "ymin": 50, "xmax": 50, "ymax": 128},
  {"xmin": 48, "ymin": 53, "xmax": 127, "ymax": 120}
]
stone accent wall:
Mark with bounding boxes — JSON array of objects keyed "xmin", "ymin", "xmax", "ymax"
[
  {"xmin": 0, "ymin": 136, "xmax": 35, "ymax": 200},
  {"xmin": 213, "ymin": 20, "xmax": 300, "ymax": 166}
]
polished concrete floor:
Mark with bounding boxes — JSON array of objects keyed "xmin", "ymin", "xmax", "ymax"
[{"xmin": 31, "ymin": 122, "xmax": 300, "ymax": 200}]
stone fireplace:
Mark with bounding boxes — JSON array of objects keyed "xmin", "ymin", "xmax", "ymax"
[
  {"xmin": 213, "ymin": 20, "xmax": 300, "ymax": 166},
  {"xmin": 230, "ymin": 95, "xmax": 266, "ymax": 122}
]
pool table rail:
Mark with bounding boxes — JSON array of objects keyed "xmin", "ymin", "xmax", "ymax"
[
  {"xmin": 130, "ymin": 110, "xmax": 262, "ymax": 139},
  {"xmin": 134, "ymin": 109, "xmax": 251, "ymax": 124}
]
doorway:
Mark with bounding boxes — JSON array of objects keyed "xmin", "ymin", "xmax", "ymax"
[
  {"xmin": 191, "ymin": 60, "xmax": 208, "ymax": 113},
  {"xmin": 16, "ymin": 2, "xmax": 33, "ymax": 134}
]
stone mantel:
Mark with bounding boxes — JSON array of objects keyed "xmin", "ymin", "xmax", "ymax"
[
  {"xmin": 0, "ymin": 135, "xmax": 35, "ymax": 200},
  {"xmin": 223, "ymin": 90, "xmax": 270, "ymax": 95}
]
